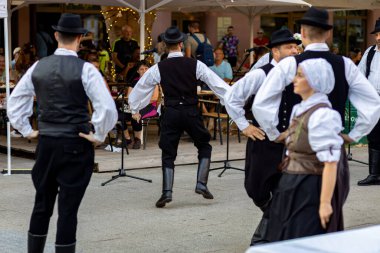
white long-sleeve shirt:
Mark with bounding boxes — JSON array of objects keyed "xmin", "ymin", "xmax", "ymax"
[
  {"xmin": 250, "ymin": 52, "xmax": 270, "ymax": 71},
  {"xmin": 358, "ymin": 45, "xmax": 380, "ymax": 93},
  {"xmin": 289, "ymin": 93, "xmax": 343, "ymax": 162},
  {"xmin": 253, "ymin": 43, "xmax": 380, "ymax": 141},
  {"xmin": 128, "ymin": 51, "xmax": 231, "ymax": 113},
  {"xmin": 225, "ymin": 59, "xmax": 277, "ymax": 130},
  {"xmin": 7, "ymin": 48, "xmax": 118, "ymax": 142}
]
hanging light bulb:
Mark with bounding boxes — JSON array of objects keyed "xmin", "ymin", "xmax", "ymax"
[{"xmin": 117, "ymin": 11, "xmax": 123, "ymax": 18}]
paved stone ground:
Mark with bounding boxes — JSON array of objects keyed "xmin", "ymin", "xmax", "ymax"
[{"xmin": 0, "ymin": 146, "xmax": 379, "ymax": 253}]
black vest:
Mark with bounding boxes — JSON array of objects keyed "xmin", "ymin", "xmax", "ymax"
[
  {"xmin": 244, "ymin": 63, "xmax": 273, "ymax": 120},
  {"xmin": 245, "ymin": 63, "xmax": 301, "ymax": 133},
  {"xmin": 295, "ymin": 51, "xmax": 349, "ymax": 124},
  {"xmin": 158, "ymin": 57, "xmax": 198, "ymax": 106},
  {"xmin": 32, "ymin": 54, "xmax": 90, "ymax": 138}
]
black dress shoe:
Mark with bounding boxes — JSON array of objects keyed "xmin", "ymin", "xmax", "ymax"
[
  {"xmin": 155, "ymin": 191, "xmax": 172, "ymax": 208},
  {"xmin": 195, "ymin": 182, "xmax": 214, "ymax": 199},
  {"xmin": 358, "ymin": 174, "xmax": 380, "ymax": 186}
]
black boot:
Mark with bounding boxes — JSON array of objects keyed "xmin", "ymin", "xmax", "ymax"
[
  {"xmin": 250, "ymin": 198, "xmax": 271, "ymax": 246},
  {"xmin": 28, "ymin": 232, "xmax": 47, "ymax": 253},
  {"xmin": 55, "ymin": 243, "xmax": 75, "ymax": 253},
  {"xmin": 156, "ymin": 167, "xmax": 174, "ymax": 208},
  {"xmin": 195, "ymin": 158, "xmax": 214, "ymax": 199},
  {"xmin": 358, "ymin": 148, "xmax": 380, "ymax": 186}
]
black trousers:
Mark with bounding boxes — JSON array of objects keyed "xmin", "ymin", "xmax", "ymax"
[
  {"xmin": 29, "ymin": 136, "xmax": 94, "ymax": 245},
  {"xmin": 159, "ymin": 105, "xmax": 212, "ymax": 168},
  {"xmin": 244, "ymin": 138, "xmax": 284, "ymax": 207},
  {"xmin": 227, "ymin": 56, "xmax": 237, "ymax": 68},
  {"xmin": 118, "ymin": 111, "xmax": 142, "ymax": 132},
  {"xmin": 368, "ymin": 118, "xmax": 380, "ymax": 151}
]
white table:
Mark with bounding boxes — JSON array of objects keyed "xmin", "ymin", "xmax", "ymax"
[{"xmin": 246, "ymin": 225, "xmax": 380, "ymax": 253}]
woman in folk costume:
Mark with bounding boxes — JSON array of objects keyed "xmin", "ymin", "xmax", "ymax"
[{"xmin": 267, "ymin": 58, "xmax": 349, "ymax": 241}]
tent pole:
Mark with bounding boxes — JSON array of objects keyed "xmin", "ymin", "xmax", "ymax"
[
  {"xmin": 139, "ymin": 0, "xmax": 145, "ymax": 61},
  {"xmin": 5, "ymin": 1, "xmax": 11, "ymax": 175},
  {"xmin": 249, "ymin": 13, "xmax": 254, "ymax": 65}
]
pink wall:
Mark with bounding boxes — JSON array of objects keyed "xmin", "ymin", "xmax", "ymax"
[
  {"xmin": 204, "ymin": 11, "xmax": 261, "ymax": 57},
  {"xmin": 151, "ymin": 11, "xmax": 172, "ymax": 46}
]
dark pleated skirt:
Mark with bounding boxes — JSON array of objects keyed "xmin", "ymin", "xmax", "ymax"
[
  {"xmin": 244, "ymin": 138, "xmax": 284, "ymax": 206},
  {"xmin": 267, "ymin": 146, "xmax": 350, "ymax": 242}
]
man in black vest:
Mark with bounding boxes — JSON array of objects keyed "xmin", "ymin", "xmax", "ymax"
[
  {"xmin": 357, "ymin": 18, "xmax": 380, "ymax": 185},
  {"xmin": 253, "ymin": 7, "xmax": 380, "ymax": 151},
  {"xmin": 128, "ymin": 26, "xmax": 231, "ymax": 208},
  {"xmin": 224, "ymin": 28, "xmax": 301, "ymax": 245},
  {"xmin": 7, "ymin": 14, "xmax": 117, "ymax": 253}
]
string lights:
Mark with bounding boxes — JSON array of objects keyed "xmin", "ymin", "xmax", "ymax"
[{"xmin": 101, "ymin": 7, "xmax": 157, "ymax": 80}]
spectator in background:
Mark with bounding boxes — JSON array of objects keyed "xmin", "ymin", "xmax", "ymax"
[
  {"xmin": 124, "ymin": 47, "xmax": 141, "ymax": 83},
  {"xmin": 153, "ymin": 34, "xmax": 167, "ymax": 64},
  {"xmin": 35, "ymin": 24, "xmax": 55, "ymax": 59},
  {"xmin": 78, "ymin": 31, "xmax": 96, "ymax": 60},
  {"xmin": 0, "ymin": 55, "xmax": 5, "ymax": 82},
  {"xmin": 253, "ymin": 28, "xmax": 269, "ymax": 47},
  {"xmin": 250, "ymin": 46, "xmax": 270, "ymax": 69},
  {"xmin": 119, "ymin": 60, "xmax": 155, "ymax": 149},
  {"xmin": 16, "ymin": 43, "xmax": 38, "ymax": 76},
  {"xmin": 219, "ymin": 26, "xmax": 239, "ymax": 68},
  {"xmin": 185, "ymin": 21, "xmax": 212, "ymax": 58},
  {"xmin": 349, "ymin": 48, "xmax": 362, "ymax": 65},
  {"xmin": 98, "ymin": 41, "xmax": 110, "ymax": 76},
  {"xmin": 112, "ymin": 25, "xmax": 139, "ymax": 75},
  {"xmin": 11, "ymin": 47, "xmax": 21, "ymax": 70},
  {"xmin": 210, "ymin": 48, "xmax": 233, "ymax": 82},
  {"xmin": 331, "ymin": 43, "xmax": 340, "ymax": 55}
]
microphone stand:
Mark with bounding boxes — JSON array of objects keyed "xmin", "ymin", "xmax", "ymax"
[
  {"xmin": 346, "ymin": 101, "xmax": 368, "ymax": 165},
  {"xmin": 102, "ymin": 79, "xmax": 152, "ymax": 186},
  {"xmin": 210, "ymin": 52, "xmax": 250, "ymax": 177}
]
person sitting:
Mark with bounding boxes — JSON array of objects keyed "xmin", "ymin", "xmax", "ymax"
[
  {"xmin": 11, "ymin": 47, "xmax": 21, "ymax": 70},
  {"xmin": 119, "ymin": 60, "xmax": 159, "ymax": 149},
  {"xmin": 267, "ymin": 58, "xmax": 348, "ymax": 242},
  {"xmin": 16, "ymin": 43, "xmax": 38, "ymax": 76},
  {"xmin": 253, "ymin": 28, "xmax": 269, "ymax": 47},
  {"xmin": 349, "ymin": 48, "xmax": 362, "ymax": 65},
  {"xmin": 209, "ymin": 48, "xmax": 233, "ymax": 83}
]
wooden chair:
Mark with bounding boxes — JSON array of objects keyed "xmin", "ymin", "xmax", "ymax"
[{"xmin": 199, "ymin": 99, "xmax": 241, "ymax": 145}]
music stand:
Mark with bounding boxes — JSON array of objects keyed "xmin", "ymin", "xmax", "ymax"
[
  {"xmin": 102, "ymin": 81, "xmax": 152, "ymax": 186},
  {"xmin": 210, "ymin": 52, "xmax": 251, "ymax": 177},
  {"xmin": 346, "ymin": 101, "xmax": 368, "ymax": 165}
]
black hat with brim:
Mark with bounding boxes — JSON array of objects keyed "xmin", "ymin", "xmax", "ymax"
[
  {"xmin": 296, "ymin": 7, "xmax": 333, "ymax": 30},
  {"xmin": 371, "ymin": 19, "xmax": 380, "ymax": 34},
  {"xmin": 267, "ymin": 29, "xmax": 302, "ymax": 48},
  {"xmin": 161, "ymin": 26, "xmax": 187, "ymax": 44},
  {"xmin": 52, "ymin": 13, "xmax": 88, "ymax": 34}
]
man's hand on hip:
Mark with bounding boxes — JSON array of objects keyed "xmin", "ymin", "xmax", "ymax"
[
  {"xmin": 242, "ymin": 124, "xmax": 265, "ymax": 141},
  {"xmin": 79, "ymin": 131, "xmax": 102, "ymax": 146}
]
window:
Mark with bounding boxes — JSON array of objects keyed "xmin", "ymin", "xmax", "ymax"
[
  {"xmin": 333, "ymin": 11, "xmax": 367, "ymax": 56},
  {"xmin": 217, "ymin": 17, "xmax": 231, "ymax": 41}
]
